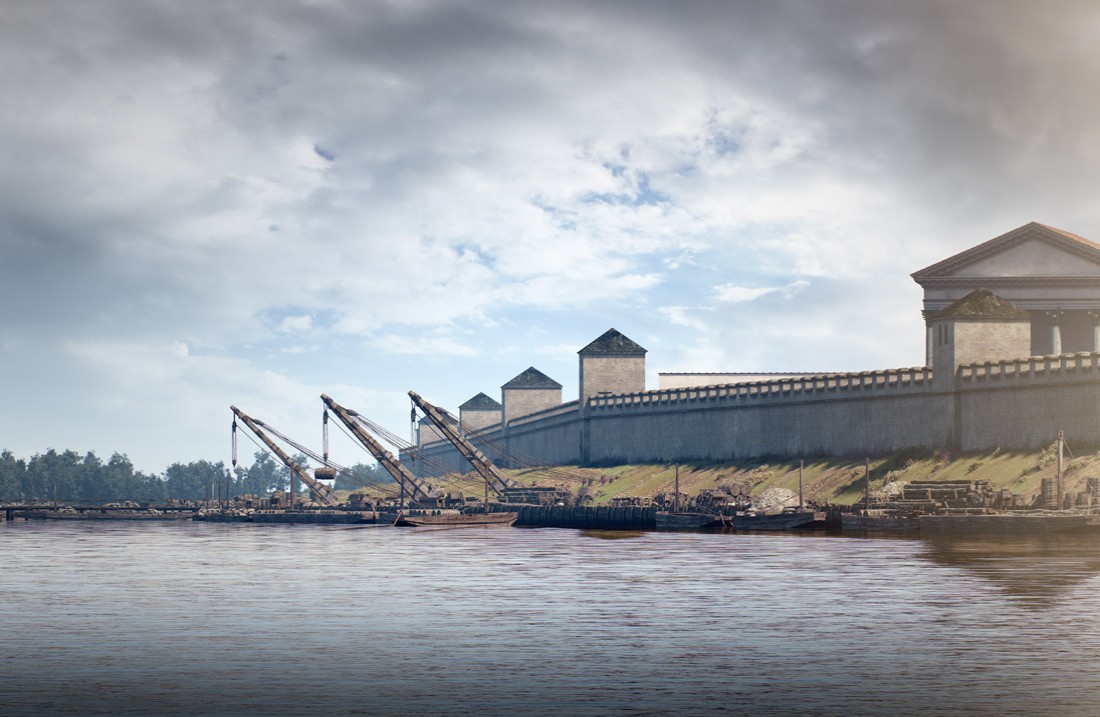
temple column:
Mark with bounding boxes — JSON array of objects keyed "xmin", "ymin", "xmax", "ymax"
[
  {"xmin": 1090, "ymin": 311, "xmax": 1100, "ymax": 352},
  {"xmin": 925, "ymin": 321, "xmax": 934, "ymax": 366},
  {"xmin": 1047, "ymin": 311, "xmax": 1064, "ymax": 355}
]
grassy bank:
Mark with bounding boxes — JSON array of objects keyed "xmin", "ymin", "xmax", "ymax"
[{"xmin": 382, "ymin": 444, "xmax": 1100, "ymax": 507}]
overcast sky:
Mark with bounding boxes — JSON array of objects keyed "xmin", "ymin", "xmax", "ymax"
[{"xmin": 5, "ymin": 0, "xmax": 1100, "ymax": 473}]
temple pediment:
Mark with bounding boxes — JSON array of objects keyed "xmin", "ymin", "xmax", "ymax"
[{"xmin": 912, "ymin": 222, "xmax": 1100, "ymax": 283}]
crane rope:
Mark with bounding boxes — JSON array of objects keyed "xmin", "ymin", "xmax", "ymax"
[{"xmin": 250, "ymin": 416, "xmax": 396, "ymax": 493}]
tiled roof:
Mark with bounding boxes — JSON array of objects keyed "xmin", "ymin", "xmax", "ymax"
[
  {"xmin": 930, "ymin": 289, "xmax": 1030, "ymax": 320},
  {"xmin": 912, "ymin": 222, "xmax": 1100, "ymax": 280},
  {"xmin": 578, "ymin": 328, "xmax": 647, "ymax": 356},
  {"xmin": 502, "ymin": 367, "xmax": 562, "ymax": 390},
  {"xmin": 459, "ymin": 392, "xmax": 502, "ymax": 410}
]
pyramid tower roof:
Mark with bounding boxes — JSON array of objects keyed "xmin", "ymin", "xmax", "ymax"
[
  {"xmin": 502, "ymin": 367, "xmax": 562, "ymax": 390},
  {"xmin": 578, "ymin": 328, "xmax": 647, "ymax": 356},
  {"xmin": 459, "ymin": 392, "xmax": 503, "ymax": 410},
  {"xmin": 929, "ymin": 288, "xmax": 1030, "ymax": 320}
]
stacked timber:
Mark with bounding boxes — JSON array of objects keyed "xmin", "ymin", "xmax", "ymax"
[{"xmin": 901, "ymin": 480, "xmax": 994, "ymax": 506}]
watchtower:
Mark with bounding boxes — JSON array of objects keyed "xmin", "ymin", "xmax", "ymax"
[
  {"xmin": 459, "ymin": 392, "xmax": 503, "ymax": 433},
  {"xmin": 578, "ymin": 328, "xmax": 647, "ymax": 401},
  {"xmin": 929, "ymin": 288, "xmax": 1031, "ymax": 387},
  {"xmin": 501, "ymin": 367, "xmax": 562, "ymax": 425}
]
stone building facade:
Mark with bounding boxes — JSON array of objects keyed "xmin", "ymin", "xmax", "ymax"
[{"xmin": 913, "ymin": 222, "xmax": 1100, "ymax": 359}]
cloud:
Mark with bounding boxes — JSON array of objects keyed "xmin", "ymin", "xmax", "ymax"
[
  {"xmin": 4, "ymin": 0, "xmax": 1100, "ymax": 467},
  {"xmin": 277, "ymin": 315, "xmax": 314, "ymax": 333},
  {"xmin": 713, "ymin": 280, "xmax": 811, "ymax": 304}
]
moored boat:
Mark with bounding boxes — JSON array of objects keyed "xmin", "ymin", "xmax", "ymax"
[
  {"xmin": 655, "ymin": 511, "xmax": 724, "ymax": 530},
  {"xmin": 841, "ymin": 510, "xmax": 921, "ymax": 532},
  {"xmin": 725, "ymin": 510, "xmax": 825, "ymax": 531},
  {"xmin": 394, "ymin": 511, "xmax": 518, "ymax": 528}
]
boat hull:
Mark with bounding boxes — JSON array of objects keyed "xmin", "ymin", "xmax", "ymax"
[
  {"xmin": 655, "ymin": 512, "xmax": 723, "ymax": 530},
  {"xmin": 394, "ymin": 512, "xmax": 518, "ymax": 528},
  {"xmin": 842, "ymin": 512, "xmax": 921, "ymax": 532},
  {"xmin": 725, "ymin": 511, "xmax": 825, "ymax": 531}
]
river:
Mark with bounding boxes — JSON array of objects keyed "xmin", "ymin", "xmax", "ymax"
[{"xmin": 3, "ymin": 520, "xmax": 1100, "ymax": 716}]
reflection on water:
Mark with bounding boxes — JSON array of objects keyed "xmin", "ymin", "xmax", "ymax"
[
  {"xmin": 3, "ymin": 521, "xmax": 1100, "ymax": 716},
  {"xmin": 916, "ymin": 531, "xmax": 1100, "ymax": 605},
  {"xmin": 578, "ymin": 529, "xmax": 648, "ymax": 540}
]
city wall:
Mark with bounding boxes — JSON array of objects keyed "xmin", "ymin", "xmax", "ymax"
[{"xmin": 407, "ymin": 353, "xmax": 1100, "ymax": 477}]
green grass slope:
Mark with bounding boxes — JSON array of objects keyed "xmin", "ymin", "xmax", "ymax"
[{"xmin": 396, "ymin": 444, "xmax": 1100, "ymax": 507}]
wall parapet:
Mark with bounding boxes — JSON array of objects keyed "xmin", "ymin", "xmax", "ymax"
[
  {"xmin": 585, "ymin": 365, "xmax": 936, "ymax": 412},
  {"xmin": 957, "ymin": 351, "xmax": 1100, "ymax": 383}
]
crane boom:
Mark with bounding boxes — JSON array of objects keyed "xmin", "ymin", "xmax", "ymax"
[
  {"xmin": 230, "ymin": 406, "xmax": 339, "ymax": 507},
  {"xmin": 408, "ymin": 390, "xmax": 515, "ymax": 497},
  {"xmin": 320, "ymin": 394, "xmax": 433, "ymax": 503}
]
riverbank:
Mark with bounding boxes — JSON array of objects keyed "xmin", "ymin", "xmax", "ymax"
[{"xmin": 381, "ymin": 445, "xmax": 1098, "ymax": 507}]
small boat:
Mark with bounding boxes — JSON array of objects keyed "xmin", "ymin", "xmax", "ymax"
[
  {"xmin": 725, "ymin": 510, "xmax": 825, "ymax": 531},
  {"xmin": 655, "ymin": 511, "xmax": 724, "ymax": 530},
  {"xmin": 393, "ymin": 511, "xmax": 518, "ymax": 528},
  {"xmin": 841, "ymin": 510, "xmax": 921, "ymax": 532}
]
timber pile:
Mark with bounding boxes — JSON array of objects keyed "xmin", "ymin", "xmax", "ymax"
[{"xmin": 868, "ymin": 479, "xmax": 1026, "ymax": 513}]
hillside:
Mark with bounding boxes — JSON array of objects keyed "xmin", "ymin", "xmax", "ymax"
[{"xmin": 352, "ymin": 443, "xmax": 1100, "ymax": 507}]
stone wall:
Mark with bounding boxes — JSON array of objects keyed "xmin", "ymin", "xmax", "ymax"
[
  {"xmin": 953, "ymin": 321, "xmax": 1031, "ymax": 369},
  {"xmin": 584, "ymin": 367, "xmax": 953, "ymax": 462},
  {"xmin": 579, "ymin": 355, "xmax": 645, "ymax": 400},
  {"xmin": 956, "ymin": 352, "xmax": 1100, "ymax": 450},
  {"xmin": 405, "ymin": 355, "xmax": 1100, "ymax": 477},
  {"xmin": 460, "ymin": 409, "xmax": 501, "ymax": 433},
  {"xmin": 503, "ymin": 387, "xmax": 562, "ymax": 425}
]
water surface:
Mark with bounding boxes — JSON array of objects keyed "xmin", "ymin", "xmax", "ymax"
[{"xmin": 3, "ymin": 521, "xmax": 1100, "ymax": 716}]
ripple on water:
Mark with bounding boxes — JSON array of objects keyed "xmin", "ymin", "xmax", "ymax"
[{"xmin": 3, "ymin": 522, "xmax": 1100, "ymax": 716}]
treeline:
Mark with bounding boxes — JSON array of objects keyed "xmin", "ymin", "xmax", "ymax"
[{"xmin": 0, "ymin": 449, "xmax": 394, "ymax": 503}]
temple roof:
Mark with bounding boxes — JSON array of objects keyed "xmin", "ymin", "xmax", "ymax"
[
  {"xmin": 459, "ymin": 392, "xmax": 502, "ymax": 410},
  {"xmin": 578, "ymin": 328, "xmax": 647, "ymax": 356},
  {"xmin": 912, "ymin": 222, "xmax": 1100, "ymax": 282},
  {"xmin": 930, "ymin": 289, "xmax": 1030, "ymax": 320},
  {"xmin": 502, "ymin": 367, "xmax": 562, "ymax": 390}
]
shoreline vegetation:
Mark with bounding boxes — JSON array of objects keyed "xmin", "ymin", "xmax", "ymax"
[{"xmin": 2, "ymin": 444, "xmax": 1093, "ymax": 508}]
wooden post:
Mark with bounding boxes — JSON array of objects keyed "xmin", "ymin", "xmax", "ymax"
[
  {"xmin": 863, "ymin": 457, "xmax": 870, "ymax": 512},
  {"xmin": 1057, "ymin": 429, "xmax": 1064, "ymax": 510},
  {"xmin": 799, "ymin": 459, "xmax": 804, "ymax": 511},
  {"xmin": 674, "ymin": 465, "xmax": 680, "ymax": 513}
]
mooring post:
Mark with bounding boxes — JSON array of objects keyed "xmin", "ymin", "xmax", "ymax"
[
  {"xmin": 799, "ymin": 459, "xmax": 804, "ymax": 511},
  {"xmin": 1057, "ymin": 429, "xmax": 1064, "ymax": 510},
  {"xmin": 863, "ymin": 457, "xmax": 870, "ymax": 512},
  {"xmin": 674, "ymin": 465, "xmax": 680, "ymax": 513}
]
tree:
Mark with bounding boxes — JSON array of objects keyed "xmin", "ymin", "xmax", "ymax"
[
  {"xmin": 335, "ymin": 462, "xmax": 394, "ymax": 491},
  {"xmin": 237, "ymin": 451, "xmax": 281, "ymax": 497},
  {"xmin": 77, "ymin": 451, "xmax": 104, "ymax": 501},
  {"xmin": 25, "ymin": 449, "xmax": 82, "ymax": 501},
  {"xmin": 165, "ymin": 459, "xmax": 229, "ymax": 501},
  {"xmin": 0, "ymin": 450, "xmax": 25, "ymax": 500}
]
